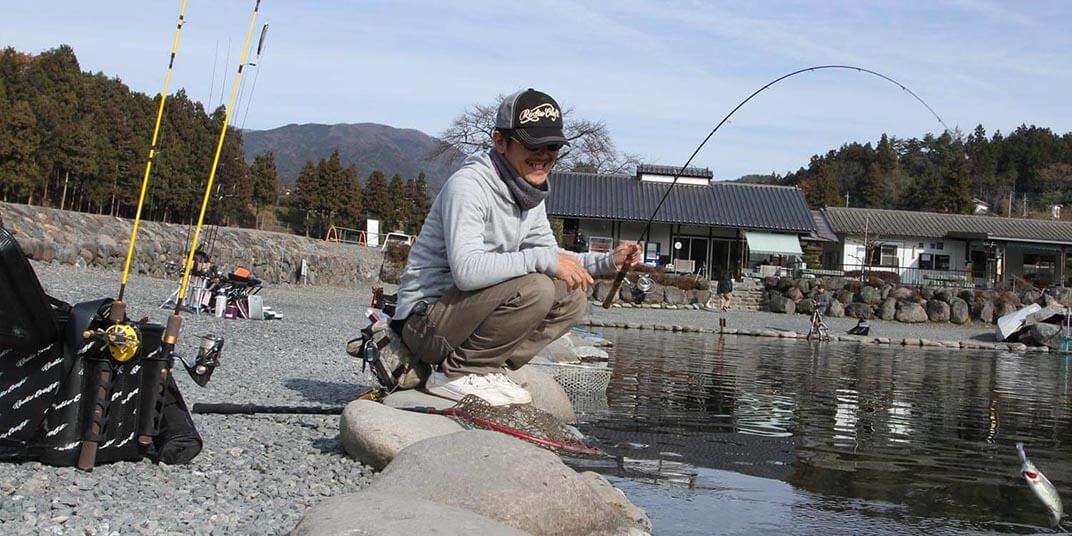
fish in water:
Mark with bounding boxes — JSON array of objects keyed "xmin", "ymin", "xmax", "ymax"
[{"xmin": 1017, "ymin": 442, "xmax": 1065, "ymax": 528}]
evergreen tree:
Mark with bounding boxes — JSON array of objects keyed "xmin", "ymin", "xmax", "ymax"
[
  {"xmin": 250, "ymin": 151, "xmax": 279, "ymax": 229},
  {"xmin": 405, "ymin": 172, "xmax": 432, "ymax": 234},
  {"xmin": 363, "ymin": 170, "xmax": 389, "ymax": 222},
  {"xmin": 386, "ymin": 173, "xmax": 407, "ymax": 231}
]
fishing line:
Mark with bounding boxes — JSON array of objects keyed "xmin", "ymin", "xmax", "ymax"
[
  {"xmin": 175, "ymin": 0, "xmax": 262, "ymax": 314},
  {"xmin": 116, "ymin": 0, "xmax": 190, "ymax": 305},
  {"xmin": 601, "ymin": 64, "xmax": 950, "ymax": 308},
  {"xmin": 238, "ymin": 23, "xmax": 269, "ymax": 131}
]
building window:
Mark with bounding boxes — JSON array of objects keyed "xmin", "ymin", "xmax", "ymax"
[
  {"xmin": 868, "ymin": 245, "xmax": 899, "ymax": 267},
  {"xmin": 1024, "ymin": 253, "xmax": 1057, "ymax": 283},
  {"xmin": 920, "ymin": 253, "xmax": 950, "ymax": 270},
  {"xmin": 589, "ymin": 236, "xmax": 613, "ymax": 254}
]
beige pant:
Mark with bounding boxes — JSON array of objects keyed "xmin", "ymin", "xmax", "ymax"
[{"xmin": 401, "ymin": 273, "xmax": 586, "ymax": 377}]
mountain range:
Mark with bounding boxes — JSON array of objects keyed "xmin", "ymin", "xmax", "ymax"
[{"xmin": 242, "ymin": 122, "xmax": 464, "ymax": 193}]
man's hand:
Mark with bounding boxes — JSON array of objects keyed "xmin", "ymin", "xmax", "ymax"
[
  {"xmin": 555, "ymin": 253, "xmax": 594, "ymax": 292},
  {"xmin": 612, "ymin": 241, "xmax": 642, "ymax": 270}
]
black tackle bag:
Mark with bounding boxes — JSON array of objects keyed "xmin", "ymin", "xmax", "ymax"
[{"xmin": 0, "ymin": 226, "xmax": 201, "ymax": 466}]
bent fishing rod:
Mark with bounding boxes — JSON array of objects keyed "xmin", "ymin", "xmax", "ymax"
[{"xmin": 601, "ymin": 64, "xmax": 950, "ymax": 308}]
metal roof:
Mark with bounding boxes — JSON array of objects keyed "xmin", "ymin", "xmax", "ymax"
[
  {"xmin": 824, "ymin": 207, "xmax": 1072, "ymax": 244},
  {"xmin": 635, "ymin": 164, "xmax": 713, "ymax": 179},
  {"xmin": 806, "ymin": 210, "xmax": 839, "ymax": 242},
  {"xmin": 546, "ymin": 171, "xmax": 816, "ymax": 232}
]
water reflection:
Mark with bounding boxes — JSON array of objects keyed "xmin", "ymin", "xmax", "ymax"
[{"xmin": 577, "ymin": 329, "xmax": 1072, "ymax": 533}]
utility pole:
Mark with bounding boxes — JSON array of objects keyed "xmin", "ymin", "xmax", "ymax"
[
  {"xmin": 1008, "ymin": 191, "xmax": 1013, "ymax": 218},
  {"xmin": 1022, "ymin": 193, "xmax": 1027, "ymax": 218},
  {"xmin": 844, "ymin": 192, "xmax": 850, "ymax": 207}
]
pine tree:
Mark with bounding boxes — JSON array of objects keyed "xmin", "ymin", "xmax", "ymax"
[
  {"xmin": 386, "ymin": 173, "xmax": 407, "ymax": 231},
  {"xmin": 363, "ymin": 170, "xmax": 389, "ymax": 222},
  {"xmin": 250, "ymin": 151, "xmax": 278, "ymax": 229}
]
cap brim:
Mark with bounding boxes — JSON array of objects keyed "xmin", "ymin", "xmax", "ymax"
[{"xmin": 514, "ymin": 127, "xmax": 568, "ymax": 150}]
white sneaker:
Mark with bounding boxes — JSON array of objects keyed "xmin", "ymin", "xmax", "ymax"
[
  {"xmin": 487, "ymin": 372, "xmax": 532, "ymax": 405},
  {"xmin": 425, "ymin": 372, "xmax": 513, "ymax": 406}
]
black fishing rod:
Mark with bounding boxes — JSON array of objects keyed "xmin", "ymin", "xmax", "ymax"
[{"xmin": 601, "ymin": 64, "xmax": 950, "ymax": 308}]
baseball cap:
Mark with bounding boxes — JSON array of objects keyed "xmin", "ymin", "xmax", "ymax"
[{"xmin": 495, "ymin": 88, "xmax": 569, "ymax": 150}]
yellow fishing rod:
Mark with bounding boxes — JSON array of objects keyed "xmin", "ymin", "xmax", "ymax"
[
  {"xmin": 166, "ymin": 0, "xmax": 262, "ymax": 337},
  {"xmin": 114, "ymin": 0, "xmax": 189, "ymax": 321}
]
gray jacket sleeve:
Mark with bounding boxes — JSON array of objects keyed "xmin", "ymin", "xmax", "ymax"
[
  {"xmin": 520, "ymin": 204, "xmax": 617, "ymax": 277},
  {"xmin": 442, "ymin": 178, "xmax": 558, "ymax": 291}
]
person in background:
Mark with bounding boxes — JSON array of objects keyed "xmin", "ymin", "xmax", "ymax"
[
  {"xmin": 717, "ymin": 269, "xmax": 734, "ymax": 311},
  {"xmin": 393, "ymin": 88, "xmax": 641, "ymax": 406}
]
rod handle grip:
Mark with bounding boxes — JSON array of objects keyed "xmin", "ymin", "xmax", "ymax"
[{"xmin": 601, "ymin": 268, "xmax": 628, "ymax": 309}]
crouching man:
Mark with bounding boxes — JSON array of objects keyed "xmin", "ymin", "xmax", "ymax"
[{"xmin": 393, "ymin": 88, "xmax": 639, "ymax": 406}]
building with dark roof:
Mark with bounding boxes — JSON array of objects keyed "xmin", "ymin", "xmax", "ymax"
[
  {"xmin": 822, "ymin": 206, "xmax": 1072, "ymax": 287},
  {"xmin": 546, "ymin": 166, "xmax": 815, "ymax": 279}
]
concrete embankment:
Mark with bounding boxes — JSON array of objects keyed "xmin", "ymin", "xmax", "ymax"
[{"xmin": 1, "ymin": 201, "xmax": 384, "ymax": 287}]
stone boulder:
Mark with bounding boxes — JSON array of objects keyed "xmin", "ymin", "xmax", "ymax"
[
  {"xmin": 292, "ymin": 491, "xmax": 527, "ymax": 536},
  {"xmin": 777, "ymin": 277, "xmax": 795, "ymax": 291},
  {"xmin": 935, "ymin": 288, "xmax": 956, "ymax": 303},
  {"xmin": 795, "ymin": 298, "xmax": 815, "ymax": 315},
  {"xmin": 642, "ymin": 286, "xmax": 665, "ymax": 305},
  {"xmin": 877, "ymin": 298, "xmax": 897, "ymax": 321},
  {"xmin": 859, "ymin": 286, "xmax": 883, "ymax": 305},
  {"xmin": 826, "ymin": 300, "xmax": 845, "ymax": 317},
  {"xmin": 340, "ymin": 400, "xmax": 464, "ymax": 470},
  {"xmin": 1022, "ymin": 289, "xmax": 1042, "ymax": 305},
  {"xmin": 844, "ymin": 303, "xmax": 873, "ymax": 319},
  {"xmin": 949, "ymin": 297, "xmax": 970, "ymax": 324},
  {"xmin": 835, "ymin": 289, "xmax": 854, "ymax": 304},
  {"xmin": 1026, "ymin": 323, "xmax": 1062, "ymax": 349},
  {"xmin": 973, "ymin": 300, "xmax": 995, "ymax": 323},
  {"xmin": 890, "ymin": 287, "xmax": 913, "ymax": 300},
  {"xmin": 768, "ymin": 295, "xmax": 796, "ymax": 314},
  {"xmin": 896, "ymin": 301, "xmax": 928, "ymax": 323},
  {"xmin": 367, "ymin": 431, "xmax": 646, "ymax": 536},
  {"xmin": 786, "ymin": 287, "xmax": 804, "ymax": 301},
  {"xmin": 664, "ymin": 286, "xmax": 686, "ymax": 305},
  {"xmin": 926, "ymin": 299, "xmax": 951, "ymax": 322},
  {"xmin": 996, "ymin": 302, "xmax": 1018, "ymax": 319},
  {"xmin": 795, "ymin": 279, "xmax": 812, "ymax": 294},
  {"xmin": 593, "ymin": 280, "xmax": 615, "ymax": 302}
]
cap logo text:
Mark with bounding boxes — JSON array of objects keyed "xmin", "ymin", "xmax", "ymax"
[{"xmin": 519, "ymin": 103, "xmax": 560, "ymax": 124}]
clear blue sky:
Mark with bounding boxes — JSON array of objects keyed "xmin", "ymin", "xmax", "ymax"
[{"xmin": 3, "ymin": 1, "xmax": 1070, "ymax": 180}]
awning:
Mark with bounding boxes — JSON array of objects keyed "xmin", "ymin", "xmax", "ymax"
[{"xmin": 745, "ymin": 231, "xmax": 803, "ymax": 256}]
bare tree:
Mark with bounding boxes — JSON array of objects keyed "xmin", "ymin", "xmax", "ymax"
[{"xmin": 427, "ymin": 93, "xmax": 641, "ymax": 175}]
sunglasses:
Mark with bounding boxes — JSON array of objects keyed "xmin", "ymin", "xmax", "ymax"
[{"xmin": 510, "ymin": 134, "xmax": 562, "ymax": 152}]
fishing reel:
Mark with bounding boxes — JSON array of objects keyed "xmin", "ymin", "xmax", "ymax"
[
  {"xmin": 175, "ymin": 334, "xmax": 224, "ymax": 387},
  {"xmin": 621, "ymin": 272, "xmax": 654, "ymax": 304}
]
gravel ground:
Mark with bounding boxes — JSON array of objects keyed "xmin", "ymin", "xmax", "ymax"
[
  {"xmin": 1, "ymin": 263, "xmax": 1001, "ymax": 534},
  {"xmin": 2, "ymin": 263, "xmax": 378, "ymax": 535}
]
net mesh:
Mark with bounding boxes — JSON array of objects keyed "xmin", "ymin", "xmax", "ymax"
[
  {"xmin": 526, "ymin": 362, "xmax": 611, "ymax": 398},
  {"xmin": 442, "ymin": 395, "xmax": 604, "ymax": 457}
]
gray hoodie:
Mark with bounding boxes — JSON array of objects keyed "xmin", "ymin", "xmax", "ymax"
[{"xmin": 394, "ymin": 151, "xmax": 616, "ymax": 319}]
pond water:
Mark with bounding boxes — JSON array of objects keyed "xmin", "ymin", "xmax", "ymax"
[{"xmin": 572, "ymin": 330, "xmax": 1072, "ymax": 535}]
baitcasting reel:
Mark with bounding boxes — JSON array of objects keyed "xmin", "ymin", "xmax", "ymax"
[{"xmin": 176, "ymin": 334, "xmax": 224, "ymax": 387}]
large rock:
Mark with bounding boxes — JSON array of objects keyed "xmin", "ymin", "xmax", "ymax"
[
  {"xmin": 1027, "ymin": 323, "xmax": 1062, "ymax": 349},
  {"xmin": 539, "ymin": 336, "xmax": 581, "ymax": 364},
  {"xmin": 996, "ymin": 302, "xmax": 1018, "ymax": 319},
  {"xmin": 935, "ymin": 288, "xmax": 957, "ymax": 303},
  {"xmin": 786, "ymin": 287, "xmax": 804, "ymax": 301},
  {"xmin": 663, "ymin": 286, "xmax": 686, "ymax": 305},
  {"xmin": 593, "ymin": 280, "xmax": 615, "ymax": 302},
  {"xmin": 926, "ymin": 299, "xmax": 951, "ymax": 322},
  {"xmin": 844, "ymin": 303, "xmax": 873, "ymax": 319},
  {"xmin": 339, "ymin": 400, "xmax": 465, "ymax": 470},
  {"xmin": 580, "ymin": 472, "xmax": 652, "ymax": 533},
  {"xmin": 795, "ymin": 298, "xmax": 815, "ymax": 315},
  {"xmin": 768, "ymin": 295, "xmax": 796, "ymax": 314},
  {"xmin": 859, "ymin": 286, "xmax": 882, "ymax": 305},
  {"xmin": 895, "ymin": 301, "xmax": 929, "ymax": 323},
  {"xmin": 949, "ymin": 297, "xmax": 970, "ymax": 324},
  {"xmin": 369, "ymin": 431, "xmax": 645, "ymax": 536},
  {"xmin": 826, "ymin": 300, "xmax": 845, "ymax": 317},
  {"xmin": 877, "ymin": 298, "xmax": 897, "ymax": 321},
  {"xmin": 835, "ymin": 289, "xmax": 854, "ymax": 304},
  {"xmin": 973, "ymin": 300, "xmax": 995, "ymax": 323},
  {"xmin": 890, "ymin": 287, "xmax": 913, "ymax": 300},
  {"xmin": 293, "ymin": 491, "xmax": 527, "ymax": 535}
]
